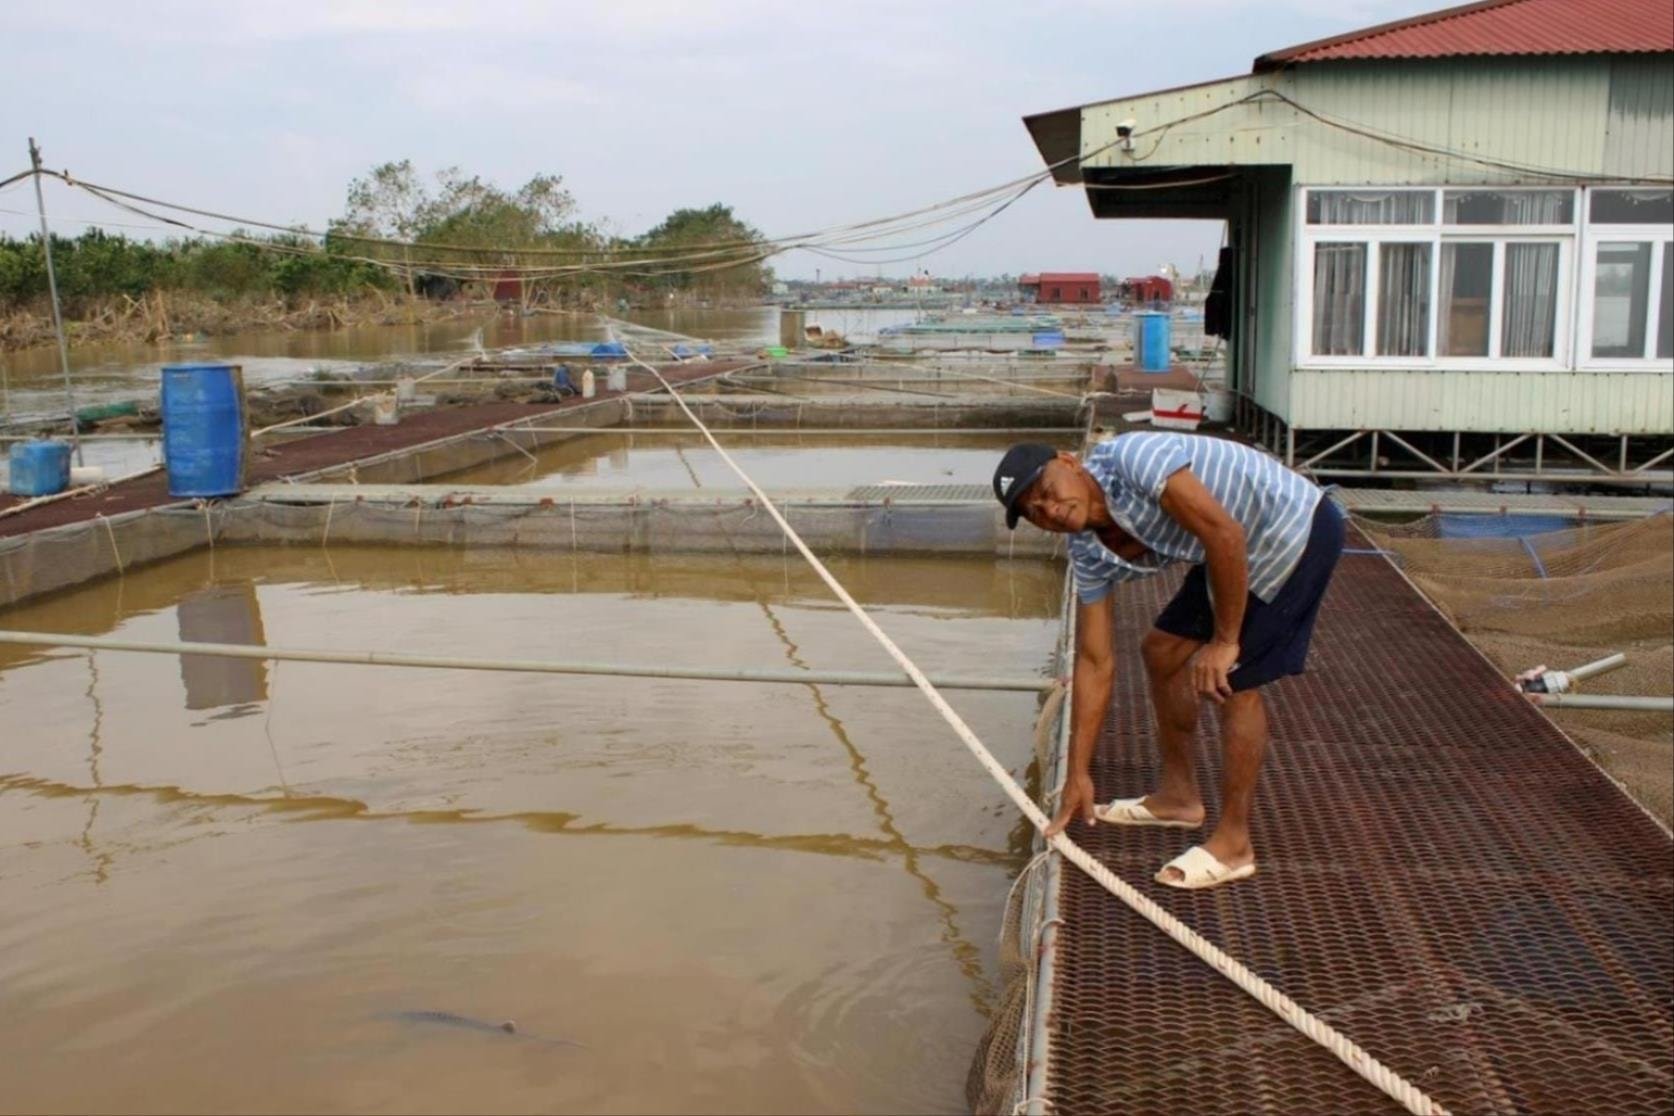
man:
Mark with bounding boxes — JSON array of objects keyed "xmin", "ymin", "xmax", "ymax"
[{"xmin": 993, "ymin": 432, "xmax": 1343, "ymax": 889}]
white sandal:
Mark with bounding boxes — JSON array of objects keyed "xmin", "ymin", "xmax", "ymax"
[
  {"xmin": 1093, "ymin": 797, "xmax": 1203, "ymax": 829},
  {"xmin": 1156, "ymin": 845, "xmax": 1257, "ymax": 890}
]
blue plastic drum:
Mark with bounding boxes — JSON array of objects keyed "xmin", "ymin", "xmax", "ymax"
[
  {"xmin": 161, "ymin": 363, "xmax": 247, "ymax": 497},
  {"xmin": 7, "ymin": 439, "xmax": 72, "ymax": 497},
  {"xmin": 1133, "ymin": 312, "xmax": 1173, "ymax": 373}
]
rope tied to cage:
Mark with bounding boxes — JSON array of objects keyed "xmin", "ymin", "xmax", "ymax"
[{"xmin": 613, "ymin": 333, "xmax": 1451, "ymax": 1116}]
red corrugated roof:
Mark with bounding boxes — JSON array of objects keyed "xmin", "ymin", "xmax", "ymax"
[
  {"xmin": 1023, "ymin": 272, "xmax": 1100, "ymax": 284},
  {"xmin": 1256, "ymin": 0, "xmax": 1673, "ymax": 67}
]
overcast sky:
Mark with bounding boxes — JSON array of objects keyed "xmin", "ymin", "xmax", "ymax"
[{"xmin": 4, "ymin": 0, "xmax": 1442, "ymax": 280}]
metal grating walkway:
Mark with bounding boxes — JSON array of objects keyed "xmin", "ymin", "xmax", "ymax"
[{"xmin": 1043, "ymin": 546, "xmax": 1673, "ymax": 1115}]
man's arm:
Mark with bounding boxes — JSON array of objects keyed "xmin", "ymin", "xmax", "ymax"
[
  {"xmin": 1044, "ymin": 593, "xmax": 1115, "ymax": 836},
  {"xmin": 1159, "ymin": 467, "xmax": 1247, "ymax": 702}
]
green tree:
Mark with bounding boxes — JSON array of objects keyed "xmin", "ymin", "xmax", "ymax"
[{"xmin": 635, "ymin": 204, "xmax": 771, "ymax": 301}]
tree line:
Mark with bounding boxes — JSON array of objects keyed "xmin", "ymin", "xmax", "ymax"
[{"xmin": 0, "ymin": 161, "xmax": 773, "ymax": 313}]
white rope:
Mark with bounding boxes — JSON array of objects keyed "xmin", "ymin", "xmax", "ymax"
[{"xmin": 617, "ymin": 338, "xmax": 1450, "ymax": 1116}]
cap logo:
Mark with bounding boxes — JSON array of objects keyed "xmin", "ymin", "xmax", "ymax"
[{"xmin": 999, "ymin": 475, "xmax": 1013, "ymax": 496}]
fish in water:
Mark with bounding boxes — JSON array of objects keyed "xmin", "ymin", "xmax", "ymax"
[{"xmin": 378, "ymin": 1010, "xmax": 585, "ymax": 1049}]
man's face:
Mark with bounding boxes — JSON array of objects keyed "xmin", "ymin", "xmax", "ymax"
[{"xmin": 1018, "ymin": 454, "xmax": 1094, "ymax": 533}]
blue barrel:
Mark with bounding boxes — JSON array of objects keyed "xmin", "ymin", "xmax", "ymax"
[
  {"xmin": 1133, "ymin": 312, "xmax": 1172, "ymax": 373},
  {"xmin": 7, "ymin": 440, "xmax": 72, "ymax": 497},
  {"xmin": 161, "ymin": 363, "xmax": 246, "ymax": 497}
]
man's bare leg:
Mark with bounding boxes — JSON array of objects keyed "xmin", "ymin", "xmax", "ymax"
[
  {"xmin": 1160, "ymin": 689, "xmax": 1267, "ymax": 881},
  {"xmin": 1137, "ymin": 628, "xmax": 1206, "ymax": 825}
]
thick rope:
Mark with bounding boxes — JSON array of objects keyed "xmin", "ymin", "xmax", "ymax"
[{"xmin": 618, "ymin": 338, "xmax": 1450, "ymax": 1116}]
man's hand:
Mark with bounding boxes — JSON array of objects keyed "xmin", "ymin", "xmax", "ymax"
[
  {"xmin": 1045, "ymin": 771, "xmax": 1097, "ymax": 837},
  {"xmin": 1193, "ymin": 640, "xmax": 1240, "ymax": 703}
]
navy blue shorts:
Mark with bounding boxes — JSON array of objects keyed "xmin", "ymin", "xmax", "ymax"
[{"xmin": 1152, "ymin": 498, "xmax": 1345, "ymax": 692}]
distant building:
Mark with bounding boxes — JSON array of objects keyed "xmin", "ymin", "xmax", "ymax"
[
  {"xmin": 1023, "ymin": 0, "xmax": 1673, "ymax": 483},
  {"xmin": 1019, "ymin": 272, "xmax": 1101, "ymax": 303},
  {"xmin": 1121, "ymin": 275, "xmax": 1174, "ymax": 304}
]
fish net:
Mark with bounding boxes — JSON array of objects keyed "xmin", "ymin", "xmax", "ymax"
[{"xmin": 1354, "ymin": 512, "xmax": 1674, "ymax": 823}]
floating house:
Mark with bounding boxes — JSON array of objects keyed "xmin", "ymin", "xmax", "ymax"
[{"xmin": 1024, "ymin": 0, "xmax": 1674, "ymax": 482}]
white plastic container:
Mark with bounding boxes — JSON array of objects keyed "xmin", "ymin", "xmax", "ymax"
[
  {"xmin": 395, "ymin": 377, "xmax": 417, "ymax": 402},
  {"xmin": 581, "ymin": 369, "xmax": 596, "ymax": 399},
  {"xmin": 1150, "ymin": 388, "xmax": 1204, "ymax": 431},
  {"xmin": 371, "ymin": 395, "xmax": 399, "ymax": 426},
  {"xmin": 607, "ymin": 367, "xmax": 626, "ymax": 392}
]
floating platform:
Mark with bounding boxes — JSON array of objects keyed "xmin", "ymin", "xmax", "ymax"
[{"xmin": 1016, "ymin": 541, "xmax": 1672, "ymax": 1115}]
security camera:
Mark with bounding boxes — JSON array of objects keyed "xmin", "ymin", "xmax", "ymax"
[{"xmin": 1116, "ymin": 118, "xmax": 1137, "ymax": 152}]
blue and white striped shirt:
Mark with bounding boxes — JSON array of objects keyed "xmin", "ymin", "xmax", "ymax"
[{"xmin": 1069, "ymin": 432, "xmax": 1321, "ymax": 606}]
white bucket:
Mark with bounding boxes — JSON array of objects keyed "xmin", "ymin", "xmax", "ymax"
[
  {"xmin": 1204, "ymin": 388, "xmax": 1234, "ymax": 424},
  {"xmin": 607, "ymin": 367, "xmax": 626, "ymax": 392},
  {"xmin": 395, "ymin": 377, "xmax": 417, "ymax": 402},
  {"xmin": 371, "ymin": 395, "xmax": 399, "ymax": 426}
]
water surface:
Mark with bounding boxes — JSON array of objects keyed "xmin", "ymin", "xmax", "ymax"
[{"xmin": 0, "ymin": 545, "xmax": 1062, "ymax": 1114}]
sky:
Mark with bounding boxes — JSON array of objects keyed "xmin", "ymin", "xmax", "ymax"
[{"xmin": 2, "ymin": 0, "xmax": 1445, "ymax": 281}]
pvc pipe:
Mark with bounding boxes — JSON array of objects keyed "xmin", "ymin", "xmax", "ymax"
[
  {"xmin": 1527, "ymin": 693, "xmax": 1673, "ymax": 712},
  {"xmin": 0, "ymin": 630, "xmax": 1052, "ymax": 693},
  {"xmin": 1516, "ymin": 653, "xmax": 1628, "ymax": 694},
  {"xmin": 1566, "ymin": 652, "xmax": 1628, "ymax": 683}
]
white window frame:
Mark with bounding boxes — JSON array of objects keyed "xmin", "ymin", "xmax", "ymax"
[
  {"xmin": 1577, "ymin": 220, "xmax": 1673, "ymax": 370},
  {"xmin": 1295, "ymin": 186, "xmax": 1577, "ymax": 371}
]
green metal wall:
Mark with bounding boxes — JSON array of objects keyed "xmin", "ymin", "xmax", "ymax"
[
  {"xmin": 1077, "ymin": 55, "xmax": 1673, "ymax": 431},
  {"xmin": 1081, "ymin": 56, "xmax": 1671, "ymax": 185}
]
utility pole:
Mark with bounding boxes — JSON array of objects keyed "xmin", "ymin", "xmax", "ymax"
[{"xmin": 28, "ymin": 138, "xmax": 83, "ymax": 466}]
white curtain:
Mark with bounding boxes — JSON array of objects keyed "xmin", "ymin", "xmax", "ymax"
[
  {"xmin": 1444, "ymin": 190, "xmax": 1572, "ymax": 225},
  {"xmin": 1503, "ymin": 243, "xmax": 1559, "ymax": 358},
  {"xmin": 1377, "ymin": 243, "xmax": 1432, "ymax": 356},
  {"xmin": 1311, "ymin": 191, "xmax": 1432, "ymax": 225},
  {"xmin": 1312, "ymin": 243, "xmax": 1366, "ymax": 355}
]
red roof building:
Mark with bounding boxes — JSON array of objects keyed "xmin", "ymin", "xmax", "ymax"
[
  {"xmin": 1255, "ymin": 0, "xmax": 1672, "ymax": 66},
  {"xmin": 1019, "ymin": 272, "xmax": 1101, "ymax": 304}
]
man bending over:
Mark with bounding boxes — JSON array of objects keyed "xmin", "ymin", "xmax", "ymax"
[{"xmin": 993, "ymin": 432, "xmax": 1343, "ymax": 889}]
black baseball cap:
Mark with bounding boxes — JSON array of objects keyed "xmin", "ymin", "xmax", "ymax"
[{"xmin": 993, "ymin": 443, "xmax": 1058, "ymax": 530}]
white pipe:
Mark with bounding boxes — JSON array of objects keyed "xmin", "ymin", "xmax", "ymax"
[
  {"xmin": 1566, "ymin": 653, "xmax": 1628, "ymax": 683},
  {"xmin": 1527, "ymin": 693, "xmax": 1673, "ymax": 712},
  {"xmin": 0, "ymin": 630, "xmax": 1050, "ymax": 693},
  {"xmin": 1516, "ymin": 652, "xmax": 1629, "ymax": 694}
]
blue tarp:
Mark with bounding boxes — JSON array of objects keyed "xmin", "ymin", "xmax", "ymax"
[
  {"xmin": 589, "ymin": 341, "xmax": 629, "ymax": 360},
  {"xmin": 1433, "ymin": 513, "xmax": 1578, "ymax": 539}
]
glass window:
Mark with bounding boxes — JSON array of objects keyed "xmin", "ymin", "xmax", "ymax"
[
  {"xmin": 1659, "ymin": 247, "xmax": 1672, "ymax": 361},
  {"xmin": 1439, "ymin": 242, "xmax": 1493, "ymax": 356},
  {"xmin": 1590, "ymin": 189, "xmax": 1674, "ymax": 225},
  {"xmin": 1444, "ymin": 190, "xmax": 1573, "ymax": 225},
  {"xmin": 1591, "ymin": 242, "xmax": 1652, "ymax": 358},
  {"xmin": 1312, "ymin": 242, "xmax": 1366, "ymax": 355},
  {"xmin": 1376, "ymin": 243, "xmax": 1431, "ymax": 356},
  {"xmin": 1502, "ymin": 244, "xmax": 1560, "ymax": 358},
  {"xmin": 1307, "ymin": 191, "xmax": 1434, "ymax": 225}
]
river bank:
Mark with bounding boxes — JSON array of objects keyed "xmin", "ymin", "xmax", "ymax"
[
  {"xmin": 0, "ymin": 291, "xmax": 532, "ymax": 354},
  {"xmin": 0, "ymin": 290, "xmax": 778, "ymax": 356}
]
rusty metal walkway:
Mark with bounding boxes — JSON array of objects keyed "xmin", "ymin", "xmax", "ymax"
[{"xmin": 1038, "ymin": 546, "xmax": 1673, "ymax": 1115}]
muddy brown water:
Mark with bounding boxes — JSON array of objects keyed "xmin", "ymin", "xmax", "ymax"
[
  {"xmin": 442, "ymin": 431, "xmax": 1078, "ymax": 492},
  {"xmin": 0, "ymin": 545, "xmax": 1063, "ymax": 1114}
]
